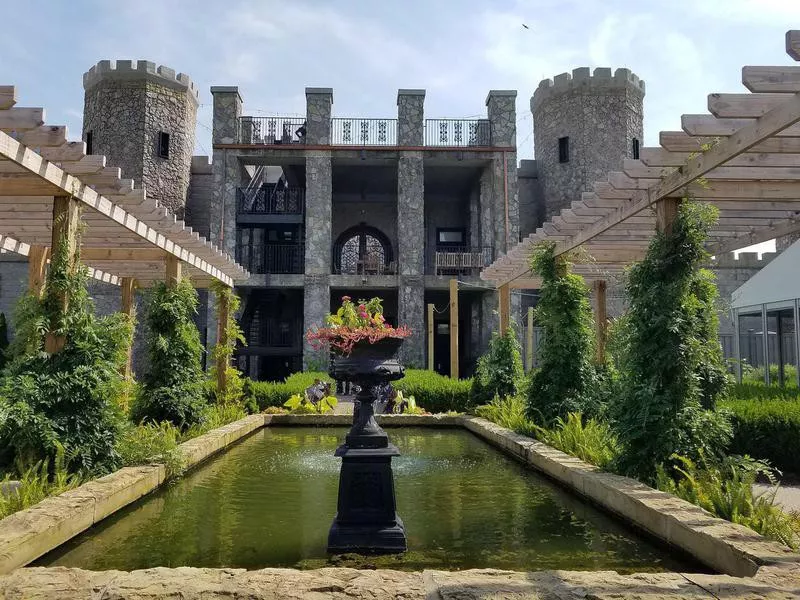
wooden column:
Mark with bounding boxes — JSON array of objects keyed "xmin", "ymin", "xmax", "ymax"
[
  {"xmin": 593, "ymin": 279, "xmax": 608, "ymax": 364},
  {"xmin": 449, "ymin": 278, "xmax": 459, "ymax": 380},
  {"xmin": 656, "ymin": 197, "xmax": 681, "ymax": 235},
  {"xmin": 45, "ymin": 196, "xmax": 80, "ymax": 354},
  {"xmin": 121, "ymin": 277, "xmax": 137, "ymax": 379},
  {"xmin": 216, "ymin": 287, "xmax": 231, "ymax": 397},
  {"xmin": 427, "ymin": 303, "xmax": 435, "ymax": 371},
  {"xmin": 165, "ymin": 254, "xmax": 182, "ymax": 288},
  {"xmin": 27, "ymin": 245, "xmax": 49, "ymax": 297},
  {"xmin": 499, "ymin": 284, "xmax": 510, "ymax": 332},
  {"xmin": 526, "ymin": 306, "xmax": 534, "ymax": 372}
]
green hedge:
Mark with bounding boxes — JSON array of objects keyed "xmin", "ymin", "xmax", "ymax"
[
  {"xmin": 723, "ymin": 396, "xmax": 800, "ymax": 474},
  {"xmin": 394, "ymin": 369, "xmax": 473, "ymax": 414},
  {"xmin": 244, "ymin": 372, "xmax": 332, "ymax": 410},
  {"xmin": 731, "ymin": 382, "xmax": 800, "ymax": 401}
]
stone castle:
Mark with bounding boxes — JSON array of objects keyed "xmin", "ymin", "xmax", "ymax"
[{"xmin": 0, "ymin": 60, "xmax": 765, "ymax": 379}]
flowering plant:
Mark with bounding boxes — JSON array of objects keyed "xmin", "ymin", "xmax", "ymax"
[{"xmin": 306, "ymin": 296, "xmax": 411, "ymax": 355}]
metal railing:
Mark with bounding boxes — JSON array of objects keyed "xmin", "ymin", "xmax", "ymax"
[
  {"xmin": 237, "ymin": 186, "xmax": 304, "ymax": 215},
  {"xmin": 424, "ymin": 119, "xmax": 492, "ymax": 147},
  {"xmin": 236, "ymin": 243, "xmax": 305, "ymax": 274},
  {"xmin": 237, "ymin": 116, "xmax": 306, "ymax": 144},
  {"xmin": 261, "ymin": 317, "xmax": 303, "ymax": 348},
  {"xmin": 331, "ymin": 118, "xmax": 397, "ymax": 145},
  {"xmin": 432, "ymin": 246, "xmax": 493, "ymax": 275}
]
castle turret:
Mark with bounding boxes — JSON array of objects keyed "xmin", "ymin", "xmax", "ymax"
[
  {"xmin": 532, "ymin": 67, "xmax": 645, "ymax": 221},
  {"xmin": 82, "ymin": 60, "xmax": 199, "ymax": 217}
]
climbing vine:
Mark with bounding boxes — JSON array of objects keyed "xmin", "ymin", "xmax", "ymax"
[
  {"xmin": 209, "ymin": 281, "xmax": 246, "ymax": 406},
  {"xmin": 471, "ymin": 326, "xmax": 524, "ymax": 406},
  {"xmin": 612, "ymin": 201, "xmax": 731, "ymax": 481},
  {"xmin": 526, "ymin": 242, "xmax": 600, "ymax": 425}
]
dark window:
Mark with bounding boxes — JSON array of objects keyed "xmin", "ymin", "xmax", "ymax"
[
  {"xmin": 333, "ymin": 224, "xmax": 393, "ymax": 274},
  {"xmin": 437, "ymin": 228, "xmax": 465, "ymax": 246},
  {"xmin": 632, "ymin": 137, "xmax": 640, "ymax": 160},
  {"xmin": 85, "ymin": 131, "xmax": 93, "ymax": 155},
  {"xmin": 158, "ymin": 132, "xmax": 170, "ymax": 159},
  {"xmin": 558, "ymin": 136, "xmax": 569, "ymax": 163}
]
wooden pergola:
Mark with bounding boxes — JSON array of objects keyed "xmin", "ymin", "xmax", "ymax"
[
  {"xmin": 481, "ymin": 29, "xmax": 800, "ymax": 360},
  {"xmin": 0, "ymin": 84, "xmax": 249, "ymax": 390}
]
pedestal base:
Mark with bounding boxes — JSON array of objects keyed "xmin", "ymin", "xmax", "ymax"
[{"xmin": 328, "ymin": 516, "xmax": 407, "ymax": 554}]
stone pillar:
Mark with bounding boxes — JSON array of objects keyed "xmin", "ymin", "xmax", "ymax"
[
  {"xmin": 486, "ymin": 90, "xmax": 518, "ymax": 256},
  {"xmin": 396, "ymin": 92, "xmax": 425, "ymax": 366},
  {"xmin": 397, "ymin": 89, "xmax": 425, "ymax": 146},
  {"xmin": 304, "ymin": 148, "xmax": 332, "ymax": 369},
  {"xmin": 305, "ymin": 87, "xmax": 333, "ymax": 145},
  {"xmin": 210, "ymin": 87, "xmax": 242, "ymax": 254}
]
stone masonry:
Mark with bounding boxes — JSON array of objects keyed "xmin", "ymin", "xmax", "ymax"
[
  {"xmin": 82, "ymin": 60, "xmax": 198, "ymax": 218},
  {"xmin": 532, "ymin": 68, "xmax": 645, "ymax": 221}
]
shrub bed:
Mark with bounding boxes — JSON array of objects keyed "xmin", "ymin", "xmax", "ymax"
[
  {"xmin": 394, "ymin": 369, "xmax": 473, "ymax": 414},
  {"xmin": 245, "ymin": 372, "xmax": 332, "ymax": 411}
]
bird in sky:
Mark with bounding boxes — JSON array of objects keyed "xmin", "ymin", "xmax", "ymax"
[{"xmin": 522, "ymin": 23, "xmax": 529, "ymax": 29}]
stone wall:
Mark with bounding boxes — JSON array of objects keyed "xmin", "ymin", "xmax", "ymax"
[
  {"xmin": 331, "ymin": 196, "xmax": 397, "ymax": 259},
  {"xmin": 186, "ymin": 156, "xmax": 213, "ymax": 239},
  {"xmin": 532, "ymin": 68, "xmax": 645, "ymax": 221},
  {"xmin": 82, "ymin": 60, "xmax": 198, "ymax": 218},
  {"xmin": 517, "ymin": 159, "xmax": 544, "ymax": 237}
]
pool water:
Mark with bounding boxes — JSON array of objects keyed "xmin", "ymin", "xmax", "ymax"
[{"xmin": 39, "ymin": 427, "xmax": 699, "ymax": 572}]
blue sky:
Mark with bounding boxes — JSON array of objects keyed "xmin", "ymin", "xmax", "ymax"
[{"xmin": 1, "ymin": 0, "xmax": 798, "ymax": 249}]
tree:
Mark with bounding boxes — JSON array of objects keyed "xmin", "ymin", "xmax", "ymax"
[{"xmin": 472, "ymin": 326, "xmax": 524, "ymax": 405}]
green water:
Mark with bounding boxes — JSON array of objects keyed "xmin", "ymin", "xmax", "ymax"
[{"xmin": 40, "ymin": 427, "xmax": 698, "ymax": 572}]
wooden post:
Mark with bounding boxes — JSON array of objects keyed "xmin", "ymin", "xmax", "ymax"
[
  {"xmin": 593, "ymin": 279, "xmax": 608, "ymax": 364},
  {"xmin": 499, "ymin": 284, "xmax": 510, "ymax": 332},
  {"xmin": 121, "ymin": 277, "xmax": 137, "ymax": 379},
  {"xmin": 526, "ymin": 306, "xmax": 534, "ymax": 372},
  {"xmin": 656, "ymin": 197, "xmax": 681, "ymax": 235},
  {"xmin": 45, "ymin": 196, "xmax": 80, "ymax": 354},
  {"xmin": 449, "ymin": 278, "xmax": 459, "ymax": 380},
  {"xmin": 427, "ymin": 303, "xmax": 435, "ymax": 371},
  {"xmin": 27, "ymin": 245, "xmax": 49, "ymax": 297},
  {"xmin": 165, "ymin": 254, "xmax": 182, "ymax": 287},
  {"xmin": 216, "ymin": 287, "xmax": 231, "ymax": 398}
]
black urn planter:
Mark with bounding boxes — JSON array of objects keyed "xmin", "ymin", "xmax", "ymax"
[{"xmin": 327, "ymin": 336, "xmax": 407, "ymax": 554}]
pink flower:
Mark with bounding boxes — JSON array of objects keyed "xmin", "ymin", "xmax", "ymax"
[
  {"xmin": 342, "ymin": 296, "xmax": 351, "ymax": 302},
  {"xmin": 358, "ymin": 304, "xmax": 366, "ymax": 311}
]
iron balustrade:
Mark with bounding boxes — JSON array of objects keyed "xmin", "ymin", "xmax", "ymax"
[
  {"xmin": 237, "ymin": 186, "xmax": 304, "ymax": 215},
  {"xmin": 432, "ymin": 246, "xmax": 494, "ymax": 275},
  {"xmin": 331, "ymin": 118, "xmax": 397, "ymax": 146},
  {"xmin": 236, "ymin": 243, "xmax": 305, "ymax": 274},
  {"xmin": 237, "ymin": 116, "xmax": 306, "ymax": 144},
  {"xmin": 424, "ymin": 119, "xmax": 492, "ymax": 147}
]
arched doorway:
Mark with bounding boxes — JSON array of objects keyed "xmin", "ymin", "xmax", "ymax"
[{"xmin": 333, "ymin": 224, "xmax": 393, "ymax": 274}]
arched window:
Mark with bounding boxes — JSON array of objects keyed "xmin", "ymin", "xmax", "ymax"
[{"xmin": 334, "ymin": 224, "xmax": 393, "ymax": 274}]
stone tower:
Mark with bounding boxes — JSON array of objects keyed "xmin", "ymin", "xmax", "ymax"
[
  {"xmin": 82, "ymin": 60, "xmax": 199, "ymax": 217},
  {"xmin": 532, "ymin": 67, "xmax": 645, "ymax": 221}
]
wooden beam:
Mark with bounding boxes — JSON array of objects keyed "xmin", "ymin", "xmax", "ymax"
[
  {"xmin": 656, "ymin": 197, "xmax": 681, "ymax": 236},
  {"xmin": 499, "ymin": 283, "xmax": 510, "ymax": 332},
  {"xmin": 708, "ymin": 93, "xmax": 788, "ymax": 118},
  {"xmin": 44, "ymin": 196, "xmax": 80, "ymax": 354},
  {"xmin": 81, "ymin": 248, "xmax": 166, "ymax": 261},
  {"xmin": 593, "ymin": 280, "xmax": 607, "ymax": 365},
  {"xmin": 427, "ymin": 303, "xmax": 434, "ymax": 371},
  {"xmin": 18, "ymin": 126, "xmax": 66, "ymax": 147},
  {"xmin": 165, "ymin": 254, "xmax": 181, "ymax": 287},
  {"xmin": 0, "ymin": 108, "xmax": 45, "ymax": 131},
  {"xmin": 216, "ymin": 287, "xmax": 231, "ymax": 398},
  {"xmin": 682, "ymin": 114, "xmax": 800, "ymax": 137},
  {"xmin": 660, "ymin": 131, "xmax": 800, "ymax": 153},
  {"xmin": 0, "ymin": 86, "xmax": 17, "ymax": 110},
  {"xmin": 526, "ymin": 306, "xmax": 534, "ymax": 372},
  {"xmin": 120, "ymin": 277, "xmax": 137, "ymax": 380},
  {"xmin": 39, "ymin": 142, "xmax": 87, "ymax": 162},
  {"xmin": 742, "ymin": 66, "xmax": 800, "ymax": 93},
  {"xmin": 449, "ymin": 278, "xmax": 458, "ymax": 380},
  {"xmin": 27, "ymin": 244, "xmax": 49, "ymax": 297}
]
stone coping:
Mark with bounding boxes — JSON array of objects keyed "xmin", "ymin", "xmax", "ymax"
[{"xmin": 1, "ymin": 413, "xmax": 800, "ymax": 597}]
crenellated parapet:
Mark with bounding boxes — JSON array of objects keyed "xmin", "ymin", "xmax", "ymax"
[
  {"xmin": 83, "ymin": 60, "xmax": 199, "ymax": 105},
  {"xmin": 532, "ymin": 67, "xmax": 645, "ymax": 113}
]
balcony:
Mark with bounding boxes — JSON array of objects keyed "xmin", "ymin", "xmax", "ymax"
[
  {"xmin": 237, "ymin": 116, "xmax": 306, "ymax": 145},
  {"xmin": 236, "ymin": 243, "xmax": 305, "ymax": 275},
  {"xmin": 424, "ymin": 119, "xmax": 491, "ymax": 147},
  {"xmin": 238, "ymin": 186, "xmax": 304, "ymax": 215},
  {"xmin": 431, "ymin": 246, "xmax": 494, "ymax": 276},
  {"xmin": 331, "ymin": 118, "xmax": 398, "ymax": 146}
]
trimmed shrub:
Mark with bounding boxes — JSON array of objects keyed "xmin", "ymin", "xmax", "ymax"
[
  {"xmin": 245, "ymin": 372, "xmax": 332, "ymax": 411},
  {"xmin": 471, "ymin": 327, "xmax": 524, "ymax": 406},
  {"xmin": 723, "ymin": 397, "xmax": 800, "ymax": 474},
  {"xmin": 394, "ymin": 369, "xmax": 473, "ymax": 413},
  {"xmin": 732, "ymin": 382, "xmax": 800, "ymax": 401}
]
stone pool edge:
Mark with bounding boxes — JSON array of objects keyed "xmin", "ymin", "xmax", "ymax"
[{"xmin": 1, "ymin": 412, "xmax": 799, "ymax": 597}]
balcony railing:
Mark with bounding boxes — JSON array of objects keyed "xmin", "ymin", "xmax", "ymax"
[
  {"xmin": 236, "ymin": 243, "xmax": 305, "ymax": 274},
  {"xmin": 237, "ymin": 116, "xmax": 306, "ymax": 145},
  {"xmin": 237, "ymin": 186, "xmax": 304, "ymax": 215},
  {"xmin": 331, "ymin": 118, "xmax": 397, "ymax": 146},
  {"xmin": 424, "ymin": 119, "xmax": 491, "ymax": 147},
  {"xmin": 432, "ymin": 246, "xmax": 494, "ymax": 276}
]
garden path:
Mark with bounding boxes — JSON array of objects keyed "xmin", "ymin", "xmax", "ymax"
[{"xmin": 754, "ymin": 484, "xmax": 800, "ymax": 512}]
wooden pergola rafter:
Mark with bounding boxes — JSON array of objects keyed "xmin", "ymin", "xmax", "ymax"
[{"xmin": 482, "ymin": 30, "xmax": 800, "ymax": 290}]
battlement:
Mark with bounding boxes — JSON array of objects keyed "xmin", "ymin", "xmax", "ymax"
[
  {"xmin": 711, "ymin": 252, "xmax": 777, "ymax": 269},
  {"xmin": 83, "ymin": 60, "xmax": 199, "ymax": 104},
  {"xmin": 532, "ymin": 67, "xmax": 645, "ymax": 112}
]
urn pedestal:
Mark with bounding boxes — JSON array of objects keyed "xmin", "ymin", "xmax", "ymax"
[{"xmin": 327, "ymin": 338, "xmax": 407, "ymax": 554}]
